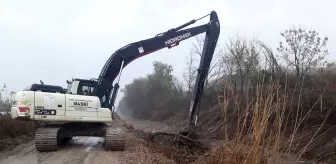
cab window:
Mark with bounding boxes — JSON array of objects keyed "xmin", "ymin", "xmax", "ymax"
[{"xmin": 77, "ymin": 83, "xmax": 95, "ymax": 95}]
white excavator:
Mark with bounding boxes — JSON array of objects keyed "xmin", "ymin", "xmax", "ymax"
[{"xmin": 10, "ymin": 10, "xmax": 220, "ymax": 152}]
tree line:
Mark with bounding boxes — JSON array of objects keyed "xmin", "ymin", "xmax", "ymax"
[{"xmin": 117, "ymin": 27, "xmax": 334, "ymax": 123}]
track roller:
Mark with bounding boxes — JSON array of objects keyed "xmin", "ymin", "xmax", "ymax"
[
  {"xmin": 35, "ymin": 127, "xmax": 59, "ymax": 152},
  {"xmin": 104, "ymin": 127, "xmax": 126, "ymax": 151}
]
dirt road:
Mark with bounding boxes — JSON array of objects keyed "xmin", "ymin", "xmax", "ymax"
[{"xmin": 0, "ymin": 119, "xmax": 176, "ymax": 164}]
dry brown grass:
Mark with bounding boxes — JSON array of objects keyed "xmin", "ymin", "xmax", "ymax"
[
  {"xmin": 122, "ymin": 133, "xmax": 176, "ymax": 164},
  {"xmin": 120, "ymin": 71, "xmax": 336, "ymax": 164},
  {"xmin": 0, "ymin": 115, "xmax": 36, "ymax": 139},
  {"xmin": 131, "ymin": 77, "xmax": 335, "ymax": 163},
  {"xmin": 194, "ymin": 78, "xmax": 332, "ymax": 164},
  {"xmin": 0, "ymin": 115, "xmax": 36, "ymax": 150},
  {"xmin": 133, "ymin": 129, "xmax": 206, "ymax": 164}
]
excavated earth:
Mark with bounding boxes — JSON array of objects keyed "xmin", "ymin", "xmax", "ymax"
[
  {"xmin": 0, "ymin": 113, "xmax": 334, "ymax": 164},
  {"xmin": 0, "ymin": 117, "xmax": 179, "ymax": 164}
]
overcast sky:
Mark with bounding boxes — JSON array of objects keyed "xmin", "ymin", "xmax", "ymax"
[{"xmin": 1, "ymin": 0, "xmax": 335, "ymax": 105}]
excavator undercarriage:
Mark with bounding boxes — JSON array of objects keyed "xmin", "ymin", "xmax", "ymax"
[{"xmin": 34, "ymin": 122, "xmax": 125, "ymax": 152}]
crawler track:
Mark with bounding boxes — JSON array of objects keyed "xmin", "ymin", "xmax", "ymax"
[
  {"xmin": 34, "ymin": 127, "xmax": 59, "ymax": 152},
  {"xmin": 104, "ymin": 127, "xmax": 126, "ymax": 151}
]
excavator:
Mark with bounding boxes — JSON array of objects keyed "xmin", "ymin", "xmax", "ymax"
[{"xmin": 10, "ymin": 10, "xmax": 220, "ymax": 152}]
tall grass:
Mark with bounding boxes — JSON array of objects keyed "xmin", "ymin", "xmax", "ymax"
[{"xmin": 196, "ymin": 76, "xmax": 332, "ymax": 164}]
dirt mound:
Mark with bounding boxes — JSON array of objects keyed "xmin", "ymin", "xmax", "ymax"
[
  {"xmin": 290, "ymin": 125, "xmax": 336, "ymax": 163},
  {"xmin": 121, "ymin": 130, "xmax": 176, "ymax": 164},
  {"xmin": 0, "ymin": 135, "xmax": 33, "ymax": 151},
  {"xmin": 148, "ymin": 103, "xmax": 336, "ymax": 164},
  {"xmin": 0, "ymin": 115, "xmax": 36, "ymax": 151},
  {"xmin": 0, "ymin": 115, "xmax": 36, "ymax": 139},
  {"xmin": 134, "ymin": 129, "xmax": 209, "ymax": 164}
]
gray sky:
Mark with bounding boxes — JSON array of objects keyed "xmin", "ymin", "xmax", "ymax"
[{"xmin": 1, "ymin": 0, "xmax": 335, "ymax": 105}]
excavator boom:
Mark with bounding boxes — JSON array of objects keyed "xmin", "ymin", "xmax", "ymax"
[{"xmin": 93, "ymin": 10, "xmax": 220, "ymax": 127}]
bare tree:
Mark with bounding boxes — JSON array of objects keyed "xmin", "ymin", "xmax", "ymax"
[
  {"xmin": 223, "ymin": 35, "xmax": 260, "ymax": 93},
  {"xmin": 182, "ymin": 52, "xmax": 197, "ymax": 93},
  {"xmin": 277, "ymin": 27, "xmax": 329, "ymax": 81},
  {"xmin": 258, "ymin": 41, "xmax": 283, "ymax": 78},
  {"xmin": 222, "ymin": 51, "xmax": 236, "ymax": 87},
  {"xmin": 189, "ymin": 35, "xmax": 223, "ymax": 88}
]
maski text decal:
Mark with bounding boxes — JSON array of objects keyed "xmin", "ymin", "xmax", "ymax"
[{"xmin": 73, "ymin": 101, "xmax": 88, "ymax": 106}]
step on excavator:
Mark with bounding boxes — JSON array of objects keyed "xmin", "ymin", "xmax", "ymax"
[{"xmin": 10, "ymin": 10, "xmax": 220, "ymax": 152}]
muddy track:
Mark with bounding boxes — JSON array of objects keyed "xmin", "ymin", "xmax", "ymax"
[{"xmin": 0, "ymin": 119, "xmax": 176, "ymax": 164}]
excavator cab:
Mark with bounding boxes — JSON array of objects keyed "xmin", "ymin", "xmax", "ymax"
[
  {"xmin": 66, "ymin": 78, "xmax": 118, "ymax": 112},
  {"xmin": 66, "ymin": 78, "xmax": 98, "ymax": 96}
]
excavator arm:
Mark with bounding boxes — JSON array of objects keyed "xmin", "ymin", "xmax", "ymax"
[{"xmin": 93, "ymin": 10, "xmax": 220, "ymax": 127}]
